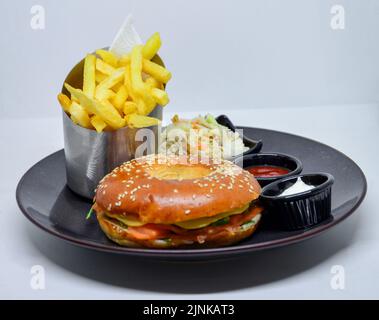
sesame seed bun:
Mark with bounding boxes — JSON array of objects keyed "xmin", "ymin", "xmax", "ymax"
[{"xmin": 94, "ymin": 154, "xmax": 261, "ymax": 224}]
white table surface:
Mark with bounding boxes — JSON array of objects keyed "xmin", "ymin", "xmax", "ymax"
[{"xmin": 1, "ymin": 103, "xmax": 378, "ymax": 300}]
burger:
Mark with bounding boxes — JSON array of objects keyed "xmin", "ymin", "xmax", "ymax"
[{"xmin": 93, "ymin": 154, "xmax": 263, "ymax": 248}]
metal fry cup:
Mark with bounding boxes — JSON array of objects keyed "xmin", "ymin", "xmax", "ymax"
[{"xmin": 61, "ymin": 54, "xmax": 164, "ymax": 199}]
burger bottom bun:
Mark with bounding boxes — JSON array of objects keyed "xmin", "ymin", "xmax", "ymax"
[{"xmin": 97, "ymin": 212, "xmax": 261, "ymax": 249}]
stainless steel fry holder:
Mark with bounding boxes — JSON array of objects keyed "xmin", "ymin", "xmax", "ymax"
[{"xmin": 61, "ymin": 54, "xmax": 163, "ymax": 199}]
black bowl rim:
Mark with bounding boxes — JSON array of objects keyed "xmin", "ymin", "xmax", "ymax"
[
  {"xmin": 260, "ymin": 172, "xmax": 335, "ymax": 201},
  {"xmin": 215, "ymin": 114, "xmax": 263, "ymax": 158},
  {"xmin": 227, "ymin": 139, "xmax": 263, "ymax": 160},
  {"xmin": 234, "ymin": 152, "xmax": 303, "ymax": 181}
]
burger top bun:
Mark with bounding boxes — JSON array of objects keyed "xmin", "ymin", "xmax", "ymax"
[{"xmin": 95, "ymin": 154, "xmax": 261, "ymax": 224}]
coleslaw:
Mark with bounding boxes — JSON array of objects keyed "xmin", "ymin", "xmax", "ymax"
[{"xmin": 159, "ymin": 114, "xmax": 248, "ymax": 160}]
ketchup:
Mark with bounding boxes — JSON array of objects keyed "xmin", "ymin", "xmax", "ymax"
[{"xmin": 247, "ymin": 165, "xmax": 290, "ymax": 178}]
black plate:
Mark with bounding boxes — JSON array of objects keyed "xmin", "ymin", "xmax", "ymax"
[{"xmin": 16, "ymin": 127, "xmax": 367, "ymax": 260}]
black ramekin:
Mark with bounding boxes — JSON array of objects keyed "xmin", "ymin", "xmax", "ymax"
[
  {"xmin": 234, "ymin": 152, "xmax": 303, "ymax": 187},
  {"xmin": 260, "ymin": 173, "xmax": 334, "ymax": 230},
  {"xmin": 216, "ymin": 115, "xmax": 263, "ymax": 157}
]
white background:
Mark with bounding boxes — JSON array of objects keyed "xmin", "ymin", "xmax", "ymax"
[
  {"xmin": 0, "ymin": 0, "xmax": 378, "ymax": 300},
  {"xmin": 0, "ymin": 0, "xmax": 379, "ymax": 118}
]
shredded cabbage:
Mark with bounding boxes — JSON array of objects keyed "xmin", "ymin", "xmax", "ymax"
[{"xmin": 159, "ymin": 114, "xmax": 248, "ymax": 160}]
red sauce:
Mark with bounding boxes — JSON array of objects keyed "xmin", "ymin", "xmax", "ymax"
[{"xmin": 247, "ymin": 165, "xmax": 290, "ymax": 178}]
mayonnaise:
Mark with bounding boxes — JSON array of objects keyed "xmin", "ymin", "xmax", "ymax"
[{"xmin": 280, "ymin": 178, "xmax": 315, "ymax": 196}]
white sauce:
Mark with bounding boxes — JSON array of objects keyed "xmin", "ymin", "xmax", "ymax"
[{"xmin": 279, "ymin": 178, "xmax": 315, "ymax": 196}]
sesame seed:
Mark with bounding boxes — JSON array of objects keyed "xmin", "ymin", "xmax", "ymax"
[{"xmin": 185, "ymin": 209, "xmax": 191, "ymax": 214}]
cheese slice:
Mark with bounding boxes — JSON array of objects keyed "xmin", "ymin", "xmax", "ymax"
[
  {"xmin": 106, "ymin": 212, "xmax": 145, "ymax": 227},
  {"xmin": 105, "ymin": 204, "xmax": 250, "ymax": 230},
  {"xmin": 175, "ymin": 204, "xmax": 249, "ymax": 229}
]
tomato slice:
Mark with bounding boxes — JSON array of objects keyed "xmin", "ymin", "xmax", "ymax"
[
  {"xmin": 229, "ymin": 204, "xmax": 262, "ymax": 225},
  {"xmin": 127, "ymin": 224, "xmax": 170, "ymax": 240}
]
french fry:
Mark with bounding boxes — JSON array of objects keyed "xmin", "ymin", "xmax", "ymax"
[
  {"xmin": 136, "ymin": 98, "xmax": 147, "ymax": 115},
  {"xmin": 95, "ymin": 67, "xmax": 125, "ymax": 101},
  {"xmin": 101, "ymin": 89, "xmax": 116, "ymax": 101},
  {"xmin": 151, "ymin": 88, "xmax": 169, "ymax": 106},
  {"xmin": 130, "ymin": 46, "xmax": 158, "ymax": 114},
  {"xmin": 118, "ymin": 54, "xmax": 130, "ymax": 66},
  {"xmin": 125, "ymin": 113, "xmax": 161, "ymax": 128},
  {"xmin": 102, "ymin": 99, "xmax": 124, "ymax": 117},
  {"xmin": 142, "ymin": 32, "xmax": 161, "ymax": 60},
  {"xmin": 57, "ymin": 93, "xmax": 72, "ymax": 113},
  {"xmin": 96, "ymin": 59, "xmax": 116, "ymax": 75},
  {"xmin": 70, "ymin": 101, "xmax": 92, "ymax": 128},
  {"xmin": 123, "ymin": 101, "xmax": 138, "ymax": 115},
  {"xmin": 90, "ymin": 115, "xmax": 107, "ymax": 133},
  {"xmin": 112, "ymin": 82, "xmax": 123, "ymax": 92},
  {"xmin": 135, "ymin": 95, "xmax": 156, "ymax": 116},
  {"xmin": 96, "ymin": 49, "xmax": 118, "ymax": 67},
  {"xmin": 95, "ymin": 71, "xmax": 107, "ymax": 83},
  {"xmin": 145, "ymin": 76, "xmax": 163, "ymax": 90},
  {"xmin": 71, "ymin": 95, "xmax": 79, "ymax": 103},
  {"xmin": 144, "ymin": 95, "xmax": 157, "ymax": 115},
  {"xmin": 124, "ymin": 64, "xmax": 139, "ymax": 102},
  {"xmin": 65, "ymin": 84, "xmax": 125, "ymax": 129},
  {"xmin": 130, "ymin": 45, "xmax": 145, "ymax": 95},
  {"xmin": 65, "ymin": 84, "xmax": 96, "ymax": 114},
  {"xmin": 111, "ymin": 85, "xmax": 128, "ymax": 111},
  {"xmin": 83, "ymin": 54, "xmax": 96, "ymax": 98},
  {"xmin": 142, "ymin": 59, "xmax": 171, "ymax": 83}
]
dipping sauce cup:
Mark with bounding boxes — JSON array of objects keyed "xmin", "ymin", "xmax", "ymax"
[
  {"xmin": 260, "ymin": 173, "xmax": 334, "ymax": 230},
  {"xmin": 234, "ymin": 153, "xmax": 303, "ymax": 187}
]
